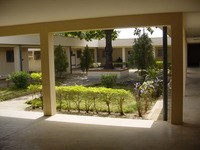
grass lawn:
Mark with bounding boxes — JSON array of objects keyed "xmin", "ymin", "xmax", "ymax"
[{"xmin": 0, "ymin": 86, "xmax": 32, "ymax": 101}]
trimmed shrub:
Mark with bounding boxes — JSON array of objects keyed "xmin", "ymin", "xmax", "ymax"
[
  {"xmin": 100, "ymin": 74, "xmax": 117, "ymax": 88},
  {"xmin": 30, "ymin": 72, "xmax": 42, "ymax": 84},
  {"xmin": 114, "ymin": 89, "xmax": 132, "ymax": 115},
  {"xmin": 9, "ymin": 71, "xmax": 29, "ymax": 89},
  {"xmin": 98, "ymin": 87, "xmax": 115, "ymax": 114},
  {"xmin": 52, "ymin": 85, "xmax": 133, "ymax": 115}
]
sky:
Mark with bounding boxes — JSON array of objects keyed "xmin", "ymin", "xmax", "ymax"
[{"xmin": 116, "ymin": 27, "xmax": 163, "ymax": 39}]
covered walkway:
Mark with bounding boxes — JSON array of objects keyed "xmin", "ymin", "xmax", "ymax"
[{"xmin": 0, "ymin": 68, "xmax": 200, "ymax": 150}]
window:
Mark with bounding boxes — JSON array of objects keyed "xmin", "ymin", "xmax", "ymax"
[
  {"xmin": 6, "ymin": 50, "xmax": 14, "ymax": 62},
  {"xmin": 34, "ymin": 51, "xmax": 41, "ymax": 60},
  {"xmin": 157, "ymin": 48, "xmax": 163, "ymax": 57}
]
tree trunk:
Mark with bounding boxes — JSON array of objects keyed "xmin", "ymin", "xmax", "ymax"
[{"xmin": 104, "ymin": 30, "xmax": 114, "ymax": 69}]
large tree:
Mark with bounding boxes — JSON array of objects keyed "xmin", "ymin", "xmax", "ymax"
[
  {"xmin": 57, "ymin": 30, "xmax": 118, "ymax": 69},
  {"xmin": 56, "ymin": 27, "xmax": 154, "ymax": 69}
]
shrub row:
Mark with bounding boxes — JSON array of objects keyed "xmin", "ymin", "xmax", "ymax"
[{"xmin": 56, "ymin": 85, "xmax": 133, "ymax": 115}]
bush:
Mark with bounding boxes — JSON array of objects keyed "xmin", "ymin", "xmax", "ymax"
[
  {"xmin": 100, "ymin": 74, "xmax": 117, "ymax": 88},
  {"xmin": 52, "ymin": 85, "xmax": 133, "ymax": 115},
  {"xmin": 30, "ymin": 72, "xmax": 42, "ymax": 84},
  {"xmin": 9, "ymin": 71, "xmax": 29, "ymax": 89},
  {"xmin": 133, "ymin": 79, "xmax": 163, "ymax": 117},
  {"xmin": 114, "ymin": 89, "xmax": 132, "ymax": 115},
  {"xmin": 26, "ymin": 98, "xmax": 42, "ymax": 109},
  {"xmin": 156, "ymin": 61, "xmax": 172, "ymax": 69}
]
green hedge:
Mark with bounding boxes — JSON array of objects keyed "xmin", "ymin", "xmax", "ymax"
[
  {"xmin": 55, "ymin": 85, "xmax": 133, "ymax": 115},
  {"xmin": 156, "ymin": 61, "xmax": 172, "ymax": 69}
]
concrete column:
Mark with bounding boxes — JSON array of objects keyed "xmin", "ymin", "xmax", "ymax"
[
  {"xmin": 183, "ymin": 28, "xmax": 187, "ymax": 96},
  {"xmin": 94, "ymin": 48, "xmax": 98, "ymax": 63},
  {"xmin": 122, "ymin": 48, "xmax": 126, "ymax": 68},
  {"xmin": 171, "ymin": 20, "xmax": 184, "ymax": 124},
  {"xmin": 122, "ymin": 48, "xmax": 126, "ymax": 62},
  {"xmin": 40, "ymin": 32, "xmax": 56, "ymax": 116},
  {"xmin": 14, "ymin": 46, "xmax": 21, "ymax": 72},
  {"xmin": 66, "ymin": 47, "xmax": 71, "ymax": 73}
]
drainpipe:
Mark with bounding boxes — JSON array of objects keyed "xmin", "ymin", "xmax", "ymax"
[{"xmin": 163, "ymin": 26, "xmax": 168, "ymax": 121}]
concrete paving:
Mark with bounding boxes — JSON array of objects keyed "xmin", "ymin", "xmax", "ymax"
[{"xmin": 0, "ymin": 68, "xmax": 200, "ymax": 150}]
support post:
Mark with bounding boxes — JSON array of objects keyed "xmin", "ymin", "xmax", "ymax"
[
  {"xmin": 19, "ymin": 45, "xmax": 23, "ymax": 71},
  {"xmin": 163, "ymin": 26, "xmax": 168, "ymax": 121},
  {"xmin": 171, "ymin": 20, "xmax": 184, "ymax": 124},
  {"xmin": 40, "ymin": 32, "xmax": 56, "ymax": 116},
  {"xmin": 122, "ymin": 48, "xmax": 126, "ymax": 62},
  {"xmin": 69, "ymin": 46, "xmax": 72, "ymax": 74},
  {"xmin": 94, "ymin": 48, "xmax": 98, "ymax": 63},
  {"xmin": 14, "ymin": 46, "xmax": 21, "ymax": 72},
  {"xmin": 122, "ymin": 48, "xmax": 126, "ymax": 68}
]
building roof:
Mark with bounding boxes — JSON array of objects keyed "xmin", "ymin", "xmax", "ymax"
[{"xmin": 0, "ymin": 35, "xmax": 171, "ymax": 48}]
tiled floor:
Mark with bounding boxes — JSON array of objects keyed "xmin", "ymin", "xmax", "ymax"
[{"xmin": 0, "ymin": 68, "xmax": 200, "ymax": 150}]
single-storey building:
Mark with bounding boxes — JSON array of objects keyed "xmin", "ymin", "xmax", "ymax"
[{"xmin": 0, "ymin": 34, "xmax": 172, "ymax": 75}]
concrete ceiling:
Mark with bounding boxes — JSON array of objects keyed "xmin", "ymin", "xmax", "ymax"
[{"xmin": 0, "ymin": 0, "xmax": 200, "ymax": 38}]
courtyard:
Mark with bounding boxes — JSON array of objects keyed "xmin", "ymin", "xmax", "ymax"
[{"xmin": 0, "ymin": 68, "xmax": 200, "ymax": 149}]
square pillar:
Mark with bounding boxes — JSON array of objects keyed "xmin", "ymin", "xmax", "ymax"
[
  {"xmin": 40, "ymin": 32, "xmax": 56, "ymax": 116},
  {"xmin": 94, "ymin": 48, "xmax": 98, "ymax": 63},
  {"xmin": 122, "ymin": 48, "xmax": 126, "ymax": 62},
  {"xmin": 14, "ymin": 46, "xmax": 21, "ymax": 72},
  {"xmin": 122, "ymin": 48, "xmax": 126, "ymax": 68},
  {"xmin": 171, "ymin": 20, "xmax": 184, "ymax": 124}
]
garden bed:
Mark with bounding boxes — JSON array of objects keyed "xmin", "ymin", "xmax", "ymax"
[
  {"xmin": 87, "ymin": 68, "xmax": 129, "ymax": 79},
  {"xmin": 25, "ymin": 84, "xmax": 159, "ymax": 119},
  {"xmin": 0, "ymin": 86, "xmax": 32, "ymax": 101}
]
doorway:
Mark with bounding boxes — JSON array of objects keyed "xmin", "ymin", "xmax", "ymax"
[{"xmin": 188, "ymin": 44, "xmax": 200, "ymax": 67}]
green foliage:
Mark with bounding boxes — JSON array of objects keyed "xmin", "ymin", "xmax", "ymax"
[
  {"xmin": 57, "ymin": 30, "xmax": 119, "ymax": 70},
  {"xmin": 133, "ymin": 27, "xmax": 154, "ymax": 36},
  {"xmin": 28, "ymin": 84, "xmax": 42, "ymax": 98},
  {"xmin": 27, "ymin": 85, "xmax": 133, "ymax": 115},
  {"xmin": 155, "ymin": 61, "xmax": 163, "ymax": 69},
  {"xmin": 145, "ymin": 68, "xmax": 163, "ymax": 81},
  {"xmin": 26, "ymin": 98, "xmax": 42, "ymax": 109},
  {"xmin": 30, "ymin": 72, "xmax": 42, "ymax": 84},
  {"xmin": 100, "ymin": 74, "xmax": 117, "ymax": 88},
  {"xmin": 114, "ymin": 89, "xmax": 132, "ymax": 115},
  {"xmin": 99, "ymin": 87, "xmax": 115, "ymax": 114},
  {"xmin": 128, "ymin": 33, "xmax": 155, "ymax": 70},
  {"xmin": 85, "ymin": 87, "xmax": 100, "ymax": 113},
  {"xmin": 54, "ymin": 45, "xmax": 69, "ymax": 77},
  {"xmin": 133, "ymin": 79, "xmax": 163, "ymax": 117},
  {"xmin": 56, "ymin": 30, "xmax": 119, "ymax": 41},
  {"xmin": 9, "ymin": 71, "xmax": 29, "ymax": 89},
  {"xmin": 80, "ymin": 45, "xmax": 93, "ymax": 72},
  {"xmin": 56, "ymin": 86, "xmax": 65, "ymax": 111}
]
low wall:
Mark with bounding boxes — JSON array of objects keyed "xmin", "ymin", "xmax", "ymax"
[{"xmin": 87, "ymin": 68, "xmax": 129, "ymax": 79}]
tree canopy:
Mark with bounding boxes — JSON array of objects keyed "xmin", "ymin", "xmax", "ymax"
[{"xmin": 56, "ymin": 30, "xmax": 119, "ymax": 41}]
